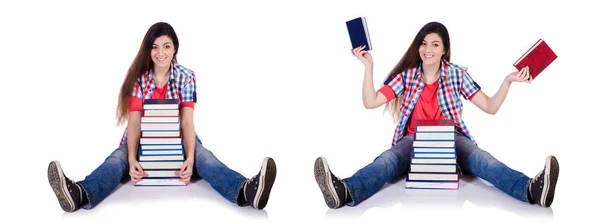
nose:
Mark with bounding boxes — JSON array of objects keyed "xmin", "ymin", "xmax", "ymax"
[{"xmin": 425, "ymin": 44, "xmax": 432, "ymax": 53}]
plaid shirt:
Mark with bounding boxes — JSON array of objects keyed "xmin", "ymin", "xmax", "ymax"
[
  {"xmin": 379, "ymin": 60, "xmax": 481, "ymax": 146},
  {"xmin": 119, "ymin": 61, "xmax": 197, "ymax": 145}
]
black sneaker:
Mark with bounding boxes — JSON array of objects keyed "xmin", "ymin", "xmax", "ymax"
[
  {"xmin": 529, "ymin": 155, "xmax": 559, "ymax": 207},
  {"xmin": 314, "ymin": 157, "xmax": 348, "ymax": 209},
  {"xmin": 48, "ymin": 160, "xmax": 83, "ymax": 212},
  {"xmin": 244, "ymin": 157, "xmax": 277, "ymax": 210}
]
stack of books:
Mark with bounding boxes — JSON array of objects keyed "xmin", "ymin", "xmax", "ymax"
[
  {"xmin": 136, "ymin": 99, "xmax": 186, "ymax": 186},
  {"xmin": 405, "ymin": 120, "xmax": 459, "ymax": 190}
]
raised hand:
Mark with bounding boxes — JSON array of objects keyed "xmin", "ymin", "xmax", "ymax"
[
  {"xmin": 352, "ymin": 45, "xmax": 373, "ymax": 67},
  {"xmin": 506, "ymin": 66, "xmax": 531, "ymax": 84}
]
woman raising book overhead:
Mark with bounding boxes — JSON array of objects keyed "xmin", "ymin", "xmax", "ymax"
[
  {"xmin": 47, "ymin": 22, "xmax": 277, "ymax": 212},
  {"xmin": 314, "ymin": 21, "xmax": 559, "ymax": 209}
]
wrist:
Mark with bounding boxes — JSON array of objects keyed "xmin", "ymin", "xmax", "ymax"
[
  {"xmin": 128, "ymin": 157, "xmax": 137, "ymax": 164},
  {"xmin": 365, "ymin": 64, "xmax": 374, "ymax": 71},
  {"xmin": 186, "ymin": 157, "xmax": 194, "ymax": 163},
  {"xmin": 503, "ymin": 75, "xmax": 513, "ymax": 84}
]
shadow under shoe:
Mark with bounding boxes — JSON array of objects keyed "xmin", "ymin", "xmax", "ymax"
[
  {"xmin": 314, "ymin": 157, "xmax": 347, "ymax": 209},
  {"xmin": 529, "ymin": 155, "xmax": 559, "ymax": 207},
  {"xmin": 244, "ymin": 157, "xmax": 277, "ymax": 210},
  {"xmin": 48, "ymin": 160, "xmax": 83, "ymax": 212}
]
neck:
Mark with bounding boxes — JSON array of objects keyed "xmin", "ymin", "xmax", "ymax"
[
  {"xmin": 422, "ymin": 62, "xmax": 440, "ymax": 78},
  {"xmin": 153, "ymin": 66, "xmax": 170, "ymax": 79},
  {"xmin": 421, "ymin": 62, "xmax": 440, "ymax": 84}
]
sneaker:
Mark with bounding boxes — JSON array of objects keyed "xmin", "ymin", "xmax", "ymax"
[
  {"xmin": 244, "ymin": 157, "xmax": 277, "ymax": 210},
  {"xmin": 529, "ymin": 155, "xmax": 559, "ymax": 207},
  {"xmin": 314, "ymin": 157, "xmax": 347, "ymax": 209},
  {"xmin": 48, "ymin": 160, "xmax": 83, "ymax": 212}
]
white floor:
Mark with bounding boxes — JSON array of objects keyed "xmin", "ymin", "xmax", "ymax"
[{"xmin": 32, "ymin": 174, "xmax": 564, "ymax": 223}]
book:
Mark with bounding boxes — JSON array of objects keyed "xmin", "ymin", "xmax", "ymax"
[
  {"xmin": 346, "ymin": 17, "xmax": 372, "ymax": 51},
  {"xmin": 408, "ymin": 172, "xmax": 459, "ymax": 181},
  {"xmin": 140, "ymin": 137, "xmax": 182, "ymax": 145},
  {"xmin": 141, "ymin": 117, "xmax": 180, "ymax": 123},
  {"xmin": 406, "ymin": 119, "xmax": 459, "ymax": 190},
  {"xmin": 135, "ymin": 178, "xmax": 186, "ymax": 186},
  {"xmin": 139, "ymin": 160, "xmax": 184, "ymax": 169},
  {"xmin": 410, "ymin": 163, "xmax": 457, "ymax": 173},
  {"xmin": 143, "ymin": 99, "xmax": 180, "ymax": 110},
  {"xmin": 513, "ymin": 38, "xmax": 557, "ymax": 80},
  {"xmin": 144, "ymin": 109, "xmax": 179, "ymax": 117},
  {"xmin": 415, "ymin": 132, "xmax": 455, "ymax": 141},
  {"xmin": 137, "ymin": 99, "xmax": 185, "ymax": 187},
  {"xmin": 410, "ymin": 158, "xmax": 456, "ymax": 164},
  {"xmin": 413, "ymin": 140, "xmax": 455, "ymax": 148},
  {"xmin": 415, "ymin": 120, "xmax": 455, "ymax": 132},
  {"xmin": 405, "ymin": 181, "xmax": 459, "ymax": 190}
]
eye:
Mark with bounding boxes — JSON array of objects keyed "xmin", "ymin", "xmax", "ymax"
[
  {"xmin": 152, "ymin": 45, "xmax": 158, "ymax": 50},
  {"xmin": 434, "ymin": 43, "xmax": 440, "ymax": 47},
  {"xmin": 165, "ymin": 45, "xmax": 171, "ymax": 49},
  {"xmin": 421, "ymin": 42, "xmax": 427, "ymax": 45}
]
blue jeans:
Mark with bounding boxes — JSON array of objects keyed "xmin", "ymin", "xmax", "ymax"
[
  {"xmin": 77, "ymin": 139, "xmax": 247, "ymax": 209},
  {"xmin": 343, "ymin": 135, "xmax": 530, "ymax": 206}
]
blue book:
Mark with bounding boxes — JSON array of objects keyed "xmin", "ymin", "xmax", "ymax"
[
  {"xmin": 346, "ymin": 17, "xmax": 372, "ymax": 51},
  {"xmin": 143, "ymin": 99, "xmax": 179, "ymax": 110}
]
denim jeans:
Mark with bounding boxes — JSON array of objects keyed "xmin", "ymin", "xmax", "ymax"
[
  {"xmin": 78, "ymin": 139, "xmax": 247, "ymax": 209},
  {"xmin": 343, "ymin": 135, "xmax": 530, "ymax": 206}
]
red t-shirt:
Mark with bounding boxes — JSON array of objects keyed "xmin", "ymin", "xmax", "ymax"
[
  {"xmin": 405, "ymin": 80, "xmax": 445, "ymax": 136},
  {"xmin": 128, "ymin": 84, "xmax": 195, "ymax": 112}
]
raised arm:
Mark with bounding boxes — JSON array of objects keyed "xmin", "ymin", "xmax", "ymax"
[
  {"xmin": 353, "ymin": 46, "xmax": 388, "ymax": 109},
  {"xmin": 470, "ymin": 66, "xmax": 531, "ymax": 115}
]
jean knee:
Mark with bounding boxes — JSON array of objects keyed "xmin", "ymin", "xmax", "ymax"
[{"xmin": 106, "ymin": 148, "xmax": 128, "ymax": 165}]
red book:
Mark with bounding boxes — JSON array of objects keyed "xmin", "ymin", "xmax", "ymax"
[
  {"xmin": 415, "ymin": 119, "xmax": 455, "ymax": 132},
  {"xmin": 513, "ymin": 39, "xmax": 557, "ymax": 80},
  {"xmin": 416, "ymin": 119, "xmax": 454, "ymax": 127}
]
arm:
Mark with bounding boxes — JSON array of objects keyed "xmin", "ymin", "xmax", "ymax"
[
  {"xmin": 180, "ymin": 107, "xmax": 196, "ymax": 161},
  {"xmin": 127, "ymin": 111, "xmax": 142, "ymax": 162},
  {"xmin": 470, "ymin": 66, "xmax": 531, "ymax": 115},
  {"xmin": 354, "ymin": 46, "xmax": 388, "ymax": 109},
  {"xmin": 127, "ymin": 110, "xmax": 146, "ymax": 184},
  {"xmin": 176, "ymin": 106, "xmax": 195, "ymax": 184},
  {"xmin": 362, "ymin": 65, "xmax": 390, "ymax": 109}
]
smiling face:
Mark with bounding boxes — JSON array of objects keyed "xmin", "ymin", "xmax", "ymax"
[
  {"xmin": 151, "ymin": 35, "xmax": 175, "ymax": 70},
  {"xmin": 419, "ymin": 33, "xmax": 445, "ymax": 67}
]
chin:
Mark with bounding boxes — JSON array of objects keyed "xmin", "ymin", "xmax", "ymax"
[
  {"xmin": 154, "ymin": 61, "xmax": 170, "ymax": 68},
  {"xmin": 422, "ymin": 60, "xmax": 439, "ymax": 66}
]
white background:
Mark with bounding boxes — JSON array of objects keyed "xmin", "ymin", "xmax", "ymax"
[{"xmin": 1, "ymin": 0, "xmax": 598, "ymax": 222}]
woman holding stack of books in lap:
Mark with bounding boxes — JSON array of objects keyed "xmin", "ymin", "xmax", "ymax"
[
  {"xmin": 47, "ymin": 22, "xmax": 277, "ymax": 212},
  {"xmin": 313, "ymin": 21, "xmax": 559, "ymax": 209}
]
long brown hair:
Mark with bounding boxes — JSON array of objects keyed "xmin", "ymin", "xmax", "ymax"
[
  {"xmin": 116, "ymin": 22, "xmax": 180, "ymax": 126},
  {"xmin": 384, "ymin": 21, "xmax": 451, "ymax": 122}
]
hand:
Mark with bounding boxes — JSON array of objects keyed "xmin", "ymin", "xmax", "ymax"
[
  {"xmin": 505, "ymin": 66, "xmax": 532, "ymax": 84},
  {"xmin": 129, "ymin": 160, "xmax": 147, "ymax": 184},
  {"xmin": 176, "ymin": 158, "xmax": 194, "ymax": 185},
  {"xmin": 352, "ymin": 45, "xmax": 373, "ymax": 67}
]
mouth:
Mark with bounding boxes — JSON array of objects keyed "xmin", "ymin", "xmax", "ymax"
[
  {"xmin": 156, "ymin": 57, "xmax": 168, "ymax": 62},
  {"xmin": 424, "ymin": 54, "xmax": 434, "ymax": 59}
]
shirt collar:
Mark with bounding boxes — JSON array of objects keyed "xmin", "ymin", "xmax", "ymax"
[
  {"xmin": 147, "ymin": 60, "xmax": 177, "ymax": 85},
  {"xmin": 416, "ymin": 59, "xmax": 449, "ymax": 78}
]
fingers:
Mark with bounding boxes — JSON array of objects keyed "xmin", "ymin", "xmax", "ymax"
[
  {"xmin": 129, "ymin": 162, "xmax": 148, "ymax": 184},
  {"xmin": 525, "ymin": 66, "xmax": 532, "ymax": 82},
  {"xmin": 179, "ymin": 177, "xmax": 191, "ymax": 185},
  {"xmin": 513, "ymin": 66, "xmax": 531, "ymax": 83},
  {"xmin": 178, "ymin": 165, "xmax": 193, "ymax": 180},
  {"xmin": 518, "ymin": 67, "xmax": 526, "ymax": 79},
  {"xmin": 352, "ymin": 45, "xmax": 367, "ymax": 57}
]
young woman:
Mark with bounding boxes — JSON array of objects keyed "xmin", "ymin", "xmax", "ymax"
[
  {"xmin": 314, "ymin": 21, "xmax": 559, "ymax": 209},
  {"xmin": 47, "ymin": 22, "xmax": 277, "ymax": 212}
]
